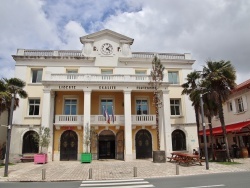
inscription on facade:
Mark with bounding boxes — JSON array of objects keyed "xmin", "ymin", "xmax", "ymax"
[
  {"xmin": 59, "ymin": 85, "xmax": 76, "ymax": 89},
  {"xmin": 136, "ymin": 86, "xmax": 155, "ymax": 90},
  {"xmin": 99, "ymin": 86, "xmax": 116, "ymax": 90}
]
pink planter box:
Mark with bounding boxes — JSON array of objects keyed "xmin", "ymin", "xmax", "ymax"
[{"xmin": 34, "ymin": 154, "xmax": 47, "ymax": 164}]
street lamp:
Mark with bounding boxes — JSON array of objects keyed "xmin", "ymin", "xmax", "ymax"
[
  {"xmin": 4, "ymin": 93, "xmax": 15, "ymax": 177},
  {"xmin": 200, "ymin": 93, "xmax": 209, "ymax": 170}
]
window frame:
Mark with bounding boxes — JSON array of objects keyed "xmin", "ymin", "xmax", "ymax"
[
  {"xmin": 31, "ymin": 69, "xmax": 43, "ymax": 83},
  {"xmin": 28, "ymin": 98, "xmax": 40, "ymax": 116},
  {"xmin": 170, "ymin": 99, "xmax": 181, "ymax": 116},
  {"xmin": 168, "ymin": 71, "xmax": 179, "ymax": 84},
  {"xmin": 236, "ymin": 97, "xmax": 244, "ymax": 113},
  {"xmin": 135, "ymin": 98, "xmax": 149, "ymax": 115},
  {"xmin": 63, "ymin": 97, "xmax": 78, "ymax": 115},
  {"xmin": 100, "ymin": 97, "xmax": 114, "ymax": 115}
]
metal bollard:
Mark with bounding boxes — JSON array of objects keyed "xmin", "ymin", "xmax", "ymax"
[
  {"xmin": 89, "ymin": 168, "xmax": 92, "ymax": 179},
  {"xmin": 133, "ymin": 167, "xmax": 137, "ymax": 177},
  {"xmin": 42, "ymin": 169, "xmax": 46, "ymax": 180},
  {"xmin": 176, "ymin": 163, "xmax": 179, "ymax": 175}
]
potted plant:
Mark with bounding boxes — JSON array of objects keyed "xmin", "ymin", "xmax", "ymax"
[
  {"xmin": 34, "ymin": 127, "xmax": 50, "ymax": 164},
  {"xmin": 81, "ymin": 124, "xmax": 94, "ymax": 163}
]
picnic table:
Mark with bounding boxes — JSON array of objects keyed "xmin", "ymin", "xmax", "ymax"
[{"xmin": 167, "ymin": 152, "xmax": 202, "ymax": 166}]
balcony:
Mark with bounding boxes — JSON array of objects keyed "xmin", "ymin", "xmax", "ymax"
[
  {"xmin": 54, "ymin": 114, "xmax": 156, "ymax": 126},
  {"xmin": 44, "ymin": 73, "xmax": 168, "ymax": 84}
]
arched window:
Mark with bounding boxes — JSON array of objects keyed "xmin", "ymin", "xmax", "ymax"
[
  {"xmin": 22, "ymin": 131, "xmax": 39, "ymax": 154},
  {"xmin": 172, "ymin": 129, "xmax": 186, "ymax": 151}
]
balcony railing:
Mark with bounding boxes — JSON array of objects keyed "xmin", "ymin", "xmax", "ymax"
[
  {"xmin": 45, "ymin": 73, "xmax": 168, "ymax": 83},
  {"xmin": 55, "ymin": 115, "xmax": 83, "ymax": 125},
  {"xmin": 17, "ymin": 49, "xmax": 188, "ymax": 60},
  {"xmin": 54, "ymin": 115, "xmax": 156, "ymax": 125}
]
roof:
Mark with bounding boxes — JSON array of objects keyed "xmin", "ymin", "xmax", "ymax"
[
  {"xmin": 232, "ymin": 79, "xmax": 250, "ymax": 93},
  {"xmin": 80, "ymin": 29, "xmax": 134, "ymax": 44}
]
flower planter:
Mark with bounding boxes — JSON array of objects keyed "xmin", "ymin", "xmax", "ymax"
[
  {"xmin": 81, "ymin": 153, "xmax": 92, "ymax": 163},
  {"xmin": 34, "ymin": 154, "xmax": 47, "ymax": 164}
]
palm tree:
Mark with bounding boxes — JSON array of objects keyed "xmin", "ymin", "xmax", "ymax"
[
  {"xmin": 202, "ymin": 60, "xmax": 236, "ymax": 161},
  {"xmin": 0, "ymin": 78, "xmax": 28, "ymax": 117},
  {"xmin": 181, "ymin": 71, "xmax": 202, "ymax": 152},
  {"xmin": 1, "ymin": 77, "xmax": 28, "ymax": 177},
  {"xmin": 201, "ymin": 82, "xmax": 218, "ymax": 161},
  {"xmin": 150, "ymin": 56, "xmax": 165, "ymax": 150}
]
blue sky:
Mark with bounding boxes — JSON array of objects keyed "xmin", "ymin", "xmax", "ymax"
[{"xmin": 0, "ymin": 0, "xmax": 250, "ymax": 83}]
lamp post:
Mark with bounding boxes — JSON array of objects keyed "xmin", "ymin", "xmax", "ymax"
[
  {"xmin": 4, "ymin": 93, "xmax": 15, "ymax": 177},
  {"xmin": 200, "ymin": 93, "xmax": 209, "ymax": 170}
]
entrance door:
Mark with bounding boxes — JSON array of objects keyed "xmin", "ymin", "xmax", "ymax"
[
  {"xmin": 99, "ymin": 130, "xmax": 115, "ymax": 159},
  {"xmin": 60, "ymin": 130, "xmax": 78, "ymax": 161},
  {"xmin": 136, "ymin": 129, "xmax": 152, "ymax": 159}
]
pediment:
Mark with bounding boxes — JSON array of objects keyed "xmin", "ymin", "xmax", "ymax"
[{"xmin": 80, "ymin": 29, "xmax": 134, "ymax": 44}]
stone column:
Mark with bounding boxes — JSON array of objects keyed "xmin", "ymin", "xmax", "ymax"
[
  {"xmin": 123, "ymin": 89, "xmax": 133, "ymax": 161},
  {"xmin": 41, "ymin": 88, "xmax": 53, "ymax": 160},
  {"xmin": 83, "ymin": 89, "xmax": 92, "ymax": 153},
  {"xmin": 162, "ymin": 90, "xmax": 172, "ymax": 157},
  {"xmin": 49, "ymin": 91, "xmax": 55, "ymax": 161}
]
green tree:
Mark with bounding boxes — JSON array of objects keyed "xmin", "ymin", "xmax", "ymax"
[
  {"xmin": 200, "ymin": 80, "xmax": 218, "ymax": 161},
  {"xmin": 0, "ymin": 78, "xmax": 28, "ymax": 117},
  {"xmin": 181, "ymin": 71, "xmax": 202, "ymax": 151},
  {"xmin": 1, "ymin": 77, "xmax": 28, "ymax": 176},
  {"xmin": 150, "ymin": 56, "xmax": 165, "ymax": 150},
  {"xmin": 202, "ymin": 60, "xmax": 236, "ymax": 161}
]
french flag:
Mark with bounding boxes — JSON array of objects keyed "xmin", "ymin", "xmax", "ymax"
[
  {"xmin": 105, "ymin": 109, "xmax": 110, "ymax": 124},
  {"xmin": 112, "ymin": 106, "xmax": 115, "ymax": 124}
]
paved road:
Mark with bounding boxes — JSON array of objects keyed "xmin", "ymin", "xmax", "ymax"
[
  {"xmin": 1, "ymin": 172, "xmax": 250, "ymax": 188},
  {"xmin": 80, "ymin": 178, "xmax": 154, "ymax": 187},
  {"xmin": 147, "ymin": 171, "xmax": 250, "ymax": 188},
  {"xmin": 1, "ymin": 158, "xmax": 250, "ymax": 182}
]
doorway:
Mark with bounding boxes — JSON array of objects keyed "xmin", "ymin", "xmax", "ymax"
[
  {"xmin": 60, "ymin": 130, "xmax": 78, "ymax": 161},
  {"xmin": 136, "ymin": 129, "xmax": 152, "ymax": 159},
  {"xmin": 99, "ymin": 130, "xmax": 115, "ymax": 159}
]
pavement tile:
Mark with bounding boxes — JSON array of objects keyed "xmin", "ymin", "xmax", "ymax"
[{"xmin": 0, "ymin": 158, "xmax": 250, "ymax": 182}]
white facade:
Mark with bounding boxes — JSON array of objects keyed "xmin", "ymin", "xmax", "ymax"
[{"xmin": 10, "ymin": 29, "xmax": 197, "ymax": 162}]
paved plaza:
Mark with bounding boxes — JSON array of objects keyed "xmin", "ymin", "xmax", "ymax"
[{"xmin": 0, "ymin": 158, "xmax": 250, "ymax": 182}]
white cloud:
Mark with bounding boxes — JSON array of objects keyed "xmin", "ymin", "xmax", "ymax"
[
  {"xmin": 0, "ymin": 0, "xmax": 249, "ymax": 84},
  {"xmin": 61, "ymin": 21, "xmax": 87, "ymax": 49}
]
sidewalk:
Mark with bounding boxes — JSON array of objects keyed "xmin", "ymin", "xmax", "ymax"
[{"xmin": 1, "ymin": 158, "xmax": 250, "ymax": 182}]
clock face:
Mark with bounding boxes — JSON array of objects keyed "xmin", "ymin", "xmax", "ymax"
[{"xmin": 101, "ymin": 43, "xmax": 113, "ymax": 55}]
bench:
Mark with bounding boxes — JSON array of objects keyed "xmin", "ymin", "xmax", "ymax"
[{"xmin": 20, "ymin": 155, "xmax": 34, "ymax": 162}]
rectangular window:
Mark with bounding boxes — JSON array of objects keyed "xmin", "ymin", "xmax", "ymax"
[
  {"xmin": 66, "ymin": 69, "xmax": 78, "ymax": 73},
  {"xmin": 236, "ymin": 97, "xmax": 244, "ymax": 113},
  {"xmin": 135, "ymin": 70, "xmax": 147, "ymax": 75},
  {"xmin": 101, "ymin": 69, "xmax": 113, "ymax": 80},
  {"xmin": 64, "ymin": 99, "xmax": 77, "ymax": 115},
  {"xmin": 136, "ymin": 99, "xmax": 148, "ymax": 115},
  {"xmin": 66, "ymin": 69, "xmax": 78, "ymax": 79},
  {"xmin": 29, "ymin": 99, "xmax": 40, "ymax": 115},
  {"xmin": 101, "ymin": 99, "xmax": 113, "ymax": 115},
  {"xmin": 227, "ymin": 102, "xmax": 233, "ymax": 112},
  {"xmin": 101, "ymin": 69, "xmax": 113, "ymax": 74},
  {"xmin": 135, "ymin": 70, "xmax": 147, "ymax": 80},
  {"xmin": 32, "ymin": 69, "xmax": 43, "ymax": 83},
  {"xmin": 170, "ymin": 99, "xmax": 181, "ymax": 115},
  {"xmin": 168, "ymin": 71, "xmax": 179, "ymax": 84}
]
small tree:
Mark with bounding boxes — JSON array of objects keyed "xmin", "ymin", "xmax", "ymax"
[
  {"xmin": 35, "ymin": 127, "xmax": 50, "ymax": 153},
  {"xmin": 149, "ymin": 56, "xmax": 165, "ymax": 150},
  {"xmin": 84, "ymin": 124, "xmax": 95, "ymax": 153}
]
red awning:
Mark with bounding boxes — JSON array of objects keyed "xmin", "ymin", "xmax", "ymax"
[{"xmin": 199, "ymin": 120, "xmax": 250, "ymax": 135}]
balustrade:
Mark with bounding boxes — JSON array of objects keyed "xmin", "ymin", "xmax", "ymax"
[{"xmin": 54, "ymin": 115, "xmax": 156, "ymax": 125}]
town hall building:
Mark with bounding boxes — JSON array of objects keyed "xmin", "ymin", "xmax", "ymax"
[{"xmin": 10, "ymin": 29, "xmax": 198, "ymax": 162}]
